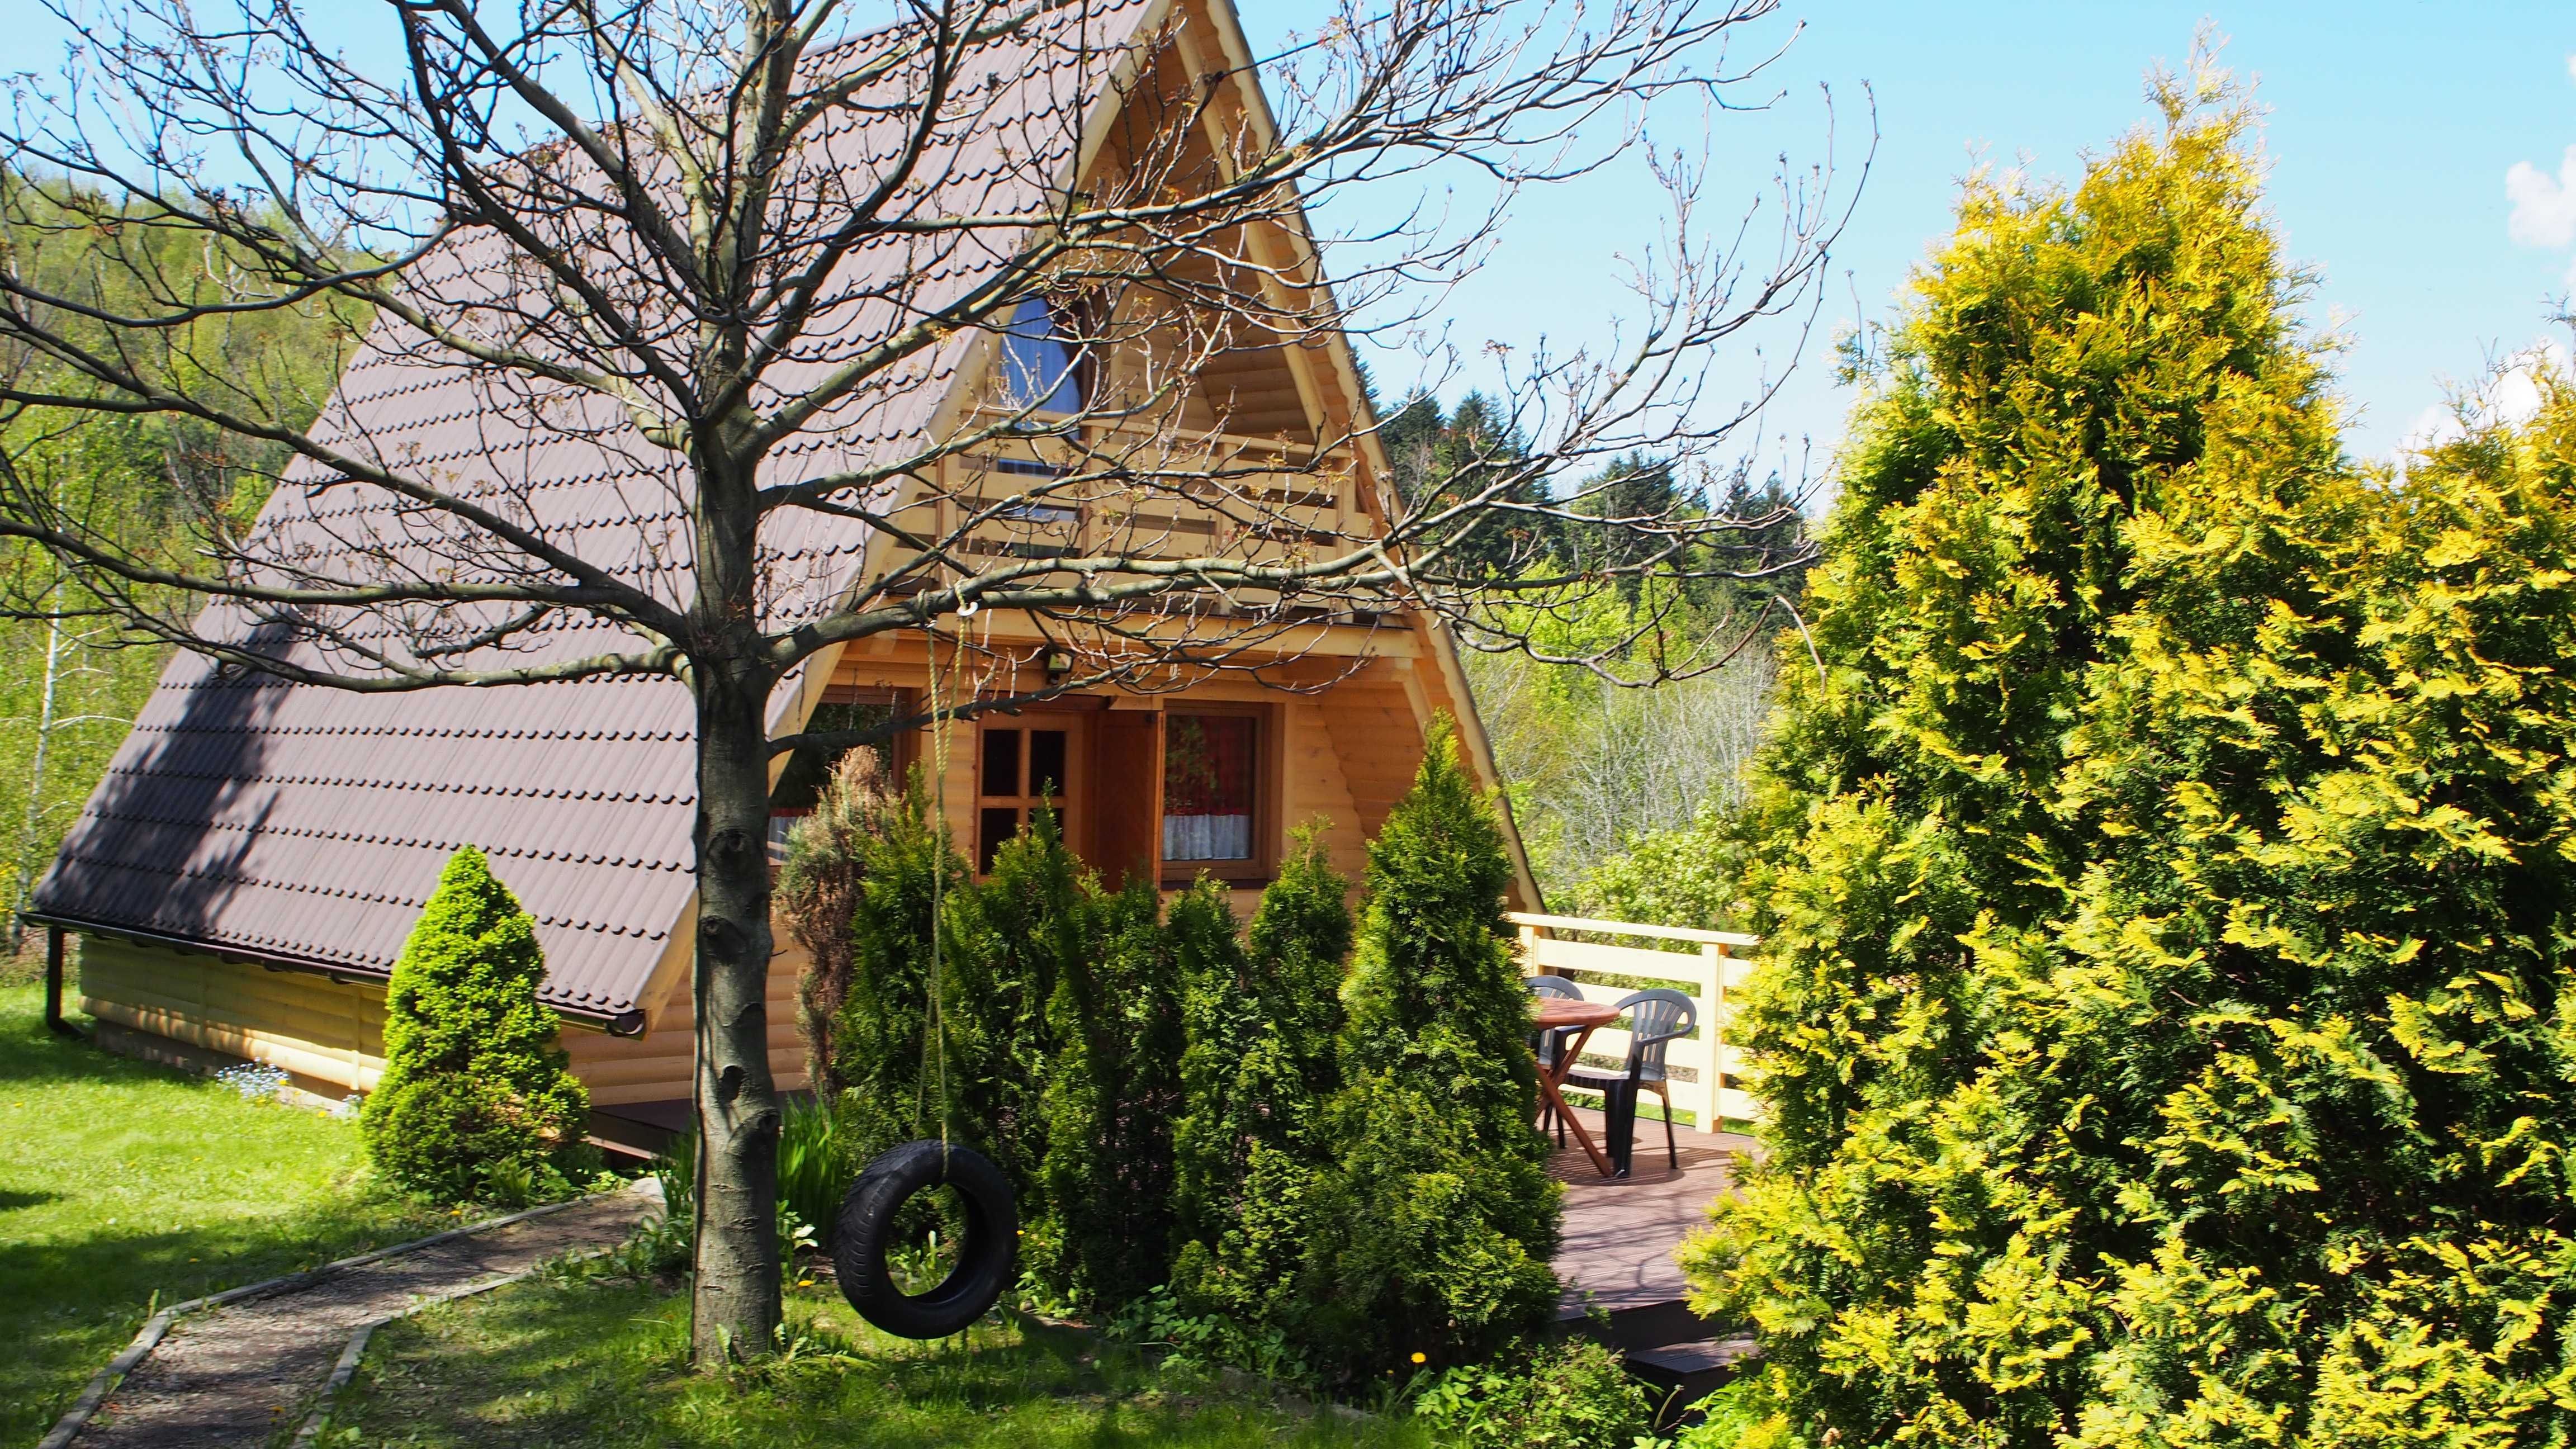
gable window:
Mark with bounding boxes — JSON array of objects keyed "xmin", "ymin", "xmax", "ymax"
[
  {"xmin": 997, "ymin": 296, "xmax": 1086, "ymax": 415},
  {"xmin": 1162, "ymin": 711, "xmax": 1262, "ymax": 872}
]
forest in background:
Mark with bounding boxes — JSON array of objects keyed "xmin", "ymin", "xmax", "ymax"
[
  {"xmin": 0, "ymin": 173, "xmax": 361, "ymax": 955},
  {"xmin": 1371, "ymin": 383, "xmax": 1813, "ymax": 920}
]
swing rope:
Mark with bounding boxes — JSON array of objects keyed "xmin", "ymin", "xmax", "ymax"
[{"xmin": 920, "ymin": 609, "xmax": 962, "ymax": 1164}]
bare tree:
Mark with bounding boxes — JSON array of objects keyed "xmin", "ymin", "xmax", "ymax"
[{"xmin": 0, "ymin": 0, "xmax": 1850, "ymax": 1357}]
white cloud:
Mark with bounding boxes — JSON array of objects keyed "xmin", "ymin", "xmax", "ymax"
[
  {"xmin": 2566, "ymin": 51, "xmax": 2576, "ymax": 83},
  {"xmin": 2507, "ymin": 145, "xmax": 2576, "ymax": 248},
  {"xmin": 2398, "ymin": 340, "xmax": 2571, "ymax": 458}
]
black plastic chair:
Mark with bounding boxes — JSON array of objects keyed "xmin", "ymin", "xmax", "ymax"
[
  {"xmin": 1564, "ymin": 987, "xmax": 1696, "ymax": 1176},
  {"xmin": 1524, "ymin": 975, "xmax": 1583, "ymax": 1145}
]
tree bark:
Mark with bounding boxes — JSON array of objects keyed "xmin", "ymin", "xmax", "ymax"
[{"xmin": 689, "ymin": 655, "xmax": 784, "ymax": 1363}]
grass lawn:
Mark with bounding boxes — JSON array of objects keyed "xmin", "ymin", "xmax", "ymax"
[
  {"xmin": 333, "ymin": 1274, "xmax": 1433, "ymax": 1449},
  {"xmin": 0, "ymin": 982, "xmax": 448, "ymax": 1445}
]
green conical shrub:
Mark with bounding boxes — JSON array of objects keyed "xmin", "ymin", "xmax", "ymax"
[
  {"xmin": 1301, "ymin": 719, "xmax": 1559, "ymax": 1381},
  {"xmin": 1168, "ymin": 834, "xmax": 1355, "ymax": 1376},
  {"xmin": 828, "ymin": 774, "xmax": 974, "ymax": 1168},
  {"xmin": 363, "ymin": 846, "xmax": 588, "ymax": 1197},
  {"xmin": 1033, "ymin": 872, "xmax": 1182, "ymax": 1311}
]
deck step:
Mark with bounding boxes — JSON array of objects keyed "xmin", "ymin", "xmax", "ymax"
[{"xmin": 1623, "ymin": 1334, "xmax": 1759, "ymax": 1408}]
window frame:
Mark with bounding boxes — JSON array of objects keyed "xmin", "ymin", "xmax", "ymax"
[
  {"xmin": 993, "ymin": 295, "xmax": 1093, "ymax": 416},
  {"xmin": 1157, "ymin": 701, "xmax": 1279, "ymax": 887},
  {"xmin": 972, "ymin": 709, "xmax": 1089, "ymax": 877}
]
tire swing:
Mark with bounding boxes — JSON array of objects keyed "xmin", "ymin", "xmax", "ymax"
[
  {"xmin": 835, "ymin": 1140, "xmax": 1017, "ymax": 1339},
  {"xmin": 832, "ymin": 607, "xmax": 1016, "ymax": 1340}
]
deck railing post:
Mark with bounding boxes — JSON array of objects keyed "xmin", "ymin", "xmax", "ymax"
[{"xmin": 1700, "ymin": 941, "xmax": 1725, "ymax": 1129}]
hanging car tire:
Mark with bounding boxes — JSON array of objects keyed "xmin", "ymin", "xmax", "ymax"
[{"xmin": 834, "ymin": 1139, "xmax": 1017, "ymax": 1339}]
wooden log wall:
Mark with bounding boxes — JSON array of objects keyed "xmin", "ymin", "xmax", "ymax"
[
  {"xmin": 76, "ymin": 927, "xmax": 811, "ymax": 1109},
  {"xmin": 566, "ymin": 912, "xmax": 812, "ymax": 1106},
  {"xmin": 78, "ymin": 934, "xmax": 388, "ymax": 1093}
]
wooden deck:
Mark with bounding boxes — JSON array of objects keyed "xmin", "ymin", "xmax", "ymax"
[{"xmin": 1547, "ymin": 1105, "xmax": 1759, "ymax": 1395}]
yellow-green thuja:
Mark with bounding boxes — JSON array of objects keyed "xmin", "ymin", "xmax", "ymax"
[{"xmin": 1688, "ymin": 69, "xmax": 2576, "ymax": 1448}]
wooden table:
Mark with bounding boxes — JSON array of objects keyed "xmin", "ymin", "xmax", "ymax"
[{"xmin": 1533, "ymin": 997, "xmax": 1622, "ymax": 1177}]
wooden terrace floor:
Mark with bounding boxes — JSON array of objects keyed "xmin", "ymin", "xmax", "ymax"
[
  {"xmin": 1547, "ymin": 1106, "xmax": 1759, "ymax": 1391},
  {"xmin": 1547, "ymin": 1105, "xmax": 1750, "ymax": 1315}
]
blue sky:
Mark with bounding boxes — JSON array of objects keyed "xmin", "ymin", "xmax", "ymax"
[
  {"xmin": 1307, "ymin": 2, "xmax": 2576, "ymax": 473},
  {"xmin": 8, "ymin": 0, "xmax": 2570, "ymax": 472}
]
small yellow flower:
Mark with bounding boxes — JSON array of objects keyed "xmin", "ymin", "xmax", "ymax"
[{"xmin": 1410, "ymin": 1352, "xmax": 1427, "ymax": 1365}]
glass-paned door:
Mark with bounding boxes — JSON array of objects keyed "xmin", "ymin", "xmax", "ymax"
[{"xmin": 976, "ymin": 718, "xmax": 1081, "ymax": 873}]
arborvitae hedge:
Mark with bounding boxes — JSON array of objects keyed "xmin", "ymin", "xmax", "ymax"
[
  {"xmin": 829, "ymin": 775, "xmax": 972, "ymax": 1166},
  {"xmin": 1035, "ymin": 872, "xmax": 1183, "ymax": 1311},
  {"xmin": 797, "ymin": 723, "xmax": 1548, "ymax": 1376},
  {"xmin": 1169, "ymin": 837, "xmax": 1353, "ymax": 1363},
  {"xmin": 1304, "ymin": 720, "xmax": 1559, "ymax": 1380},
  {"xmin": 364, "ymin": 846, "xmax": 588, "ymax": 1196},
  {"xmin": 1689, "ymin": 77, "xmax": 2576, "ymax": 1447}
]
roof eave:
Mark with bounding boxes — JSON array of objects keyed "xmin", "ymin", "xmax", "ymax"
[{"xmin": 16, "ymin": 908, "xmax": 650, "ymax": 1035}]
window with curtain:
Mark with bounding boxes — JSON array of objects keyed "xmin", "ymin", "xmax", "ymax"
[
  {"xmin": 997, "ymin": 296, "xmax": 1084, "ymax": 414},
  {"xmin": 1162, "ymin": 713, "xmax": 1256, "ymax": 863}
]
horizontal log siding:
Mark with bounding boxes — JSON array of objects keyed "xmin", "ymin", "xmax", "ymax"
[
  {"xmin": 79, "ymin": 934, "xmax": 387, "ymax": 1092},
  {"xmin": 564, "ymin": 937, "xmax": 810, "ymax": 1105},
  {"xmin": 75, "ymin": 930, "xmax": 809, "ymax": 1106}
]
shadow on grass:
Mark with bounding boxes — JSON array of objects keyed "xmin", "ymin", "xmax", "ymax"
[
  {"xmin": 340, "ymin": 1277, "xmax": 1425, "ymax": 1449},
  {"xmin": 0, "ymin": 987, "xmax": 448, "ymax": 1444}
]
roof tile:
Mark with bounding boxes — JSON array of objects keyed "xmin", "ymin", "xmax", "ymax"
[{"xmin": 31, "ymin": 0, "xmax": 1153, "ymax": 1016}]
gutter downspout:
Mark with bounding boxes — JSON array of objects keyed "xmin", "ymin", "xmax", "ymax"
[{"xmin": 44, "ymin": 925, "xmax": 79, "ymax": 1038}]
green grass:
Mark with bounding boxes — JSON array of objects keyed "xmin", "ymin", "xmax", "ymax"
[
  {"xmin": 0, "ymin": 983, "xmax": 448, "ymax": 1445},
  {"xmin": 331, "ymin": 1275, "xmax": 1434, "ymax": 1449}
]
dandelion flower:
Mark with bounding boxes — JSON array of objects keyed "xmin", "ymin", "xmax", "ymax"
[{"xmin": 1410, "ymin": 1352, "xmax": 1427, "ymax": 1365}]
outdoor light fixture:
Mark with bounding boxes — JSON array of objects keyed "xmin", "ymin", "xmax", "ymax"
[{"xmin": 1041, "ymin": 647, "xmax": 1074, "ymax": 684}]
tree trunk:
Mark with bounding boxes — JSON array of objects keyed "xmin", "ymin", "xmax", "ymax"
[{"xmin": 689, "ymin": 656, "xmax": 784, "ymax": 1363}]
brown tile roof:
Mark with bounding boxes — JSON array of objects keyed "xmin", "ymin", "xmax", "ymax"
[{"xmin": 30, "ymin": 0, "xmax": 1157, "ymax": 1019}]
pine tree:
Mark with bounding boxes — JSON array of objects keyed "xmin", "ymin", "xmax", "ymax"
[
  {"xmin": 363, "ymin": 846, "xmax": 588, "ymax": 1196},
  {"xmin": 1689, "ymin": 70, "xmax": 2576, "ymax": 1447},
  {"xmin": 1303, "ymin": 720, "xmax": 1559, "ymax": 1380}
]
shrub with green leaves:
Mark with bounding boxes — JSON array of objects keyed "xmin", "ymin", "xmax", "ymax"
[
  {"xmin": 363, "ymin": 845, "xmax": 588, "ymax": 1198},
  {"xmin": 1032, "ymin": 869, "xmax": 1184, "ymax": 1312},
  {"xmin": 1303, "ymin": 719, "xmax": 1560, "ymax": 1381},
  {"xmin": 1689, "ymin": 69, "xmax": 2576, "ymax": 1448},
  {"xmin": 1410, "ymin": 1334, "xmax": 1654, "ymax": 1449},
  {"xmin": 1168, "ymin": 834, "xmax": 1353, "ymax": 1370},
  {"xmin": 826, "ymin": 775, "xmax": 973, "ymax": 1164}
]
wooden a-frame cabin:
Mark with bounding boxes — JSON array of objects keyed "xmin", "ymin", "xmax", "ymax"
[{"xmin": 26, "ymin": 0, "xmax": 1535, "ymax": 1149}]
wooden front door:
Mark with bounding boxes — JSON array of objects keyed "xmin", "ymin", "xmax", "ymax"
[{"xmin": 973, "ymin": 713, "xmax": 1090, "ymax": 874}]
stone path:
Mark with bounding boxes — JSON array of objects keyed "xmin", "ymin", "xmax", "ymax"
[{"xmin": 68, "ymin": 1184, "xmax": 660, "ymax": 1449}]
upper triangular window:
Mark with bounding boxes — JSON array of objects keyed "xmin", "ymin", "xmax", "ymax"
[{"xmin": 998, "ymin": 297, "xmax": 1085, "ymax": 414}]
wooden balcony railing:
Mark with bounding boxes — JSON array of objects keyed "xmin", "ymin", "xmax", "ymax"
[
  {"xmin": 1508, "ymin": 910, "xmax": 1761, "ymax": 1129},
  {"xmin": 881, "ymin": 425, "xmax": 1362, "ymax": 586}
]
